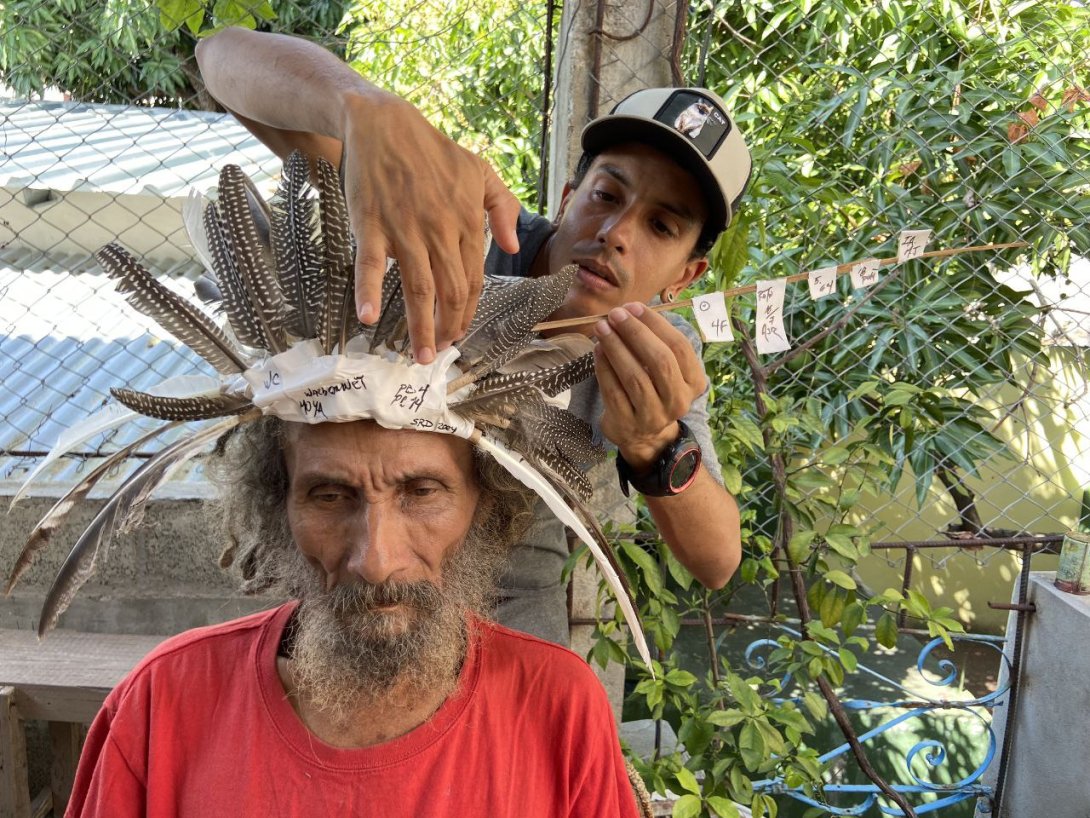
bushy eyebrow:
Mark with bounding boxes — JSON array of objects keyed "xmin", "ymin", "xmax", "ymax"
[
  {"xmin": 594, "ymin": 164, "xmax": 701, "ymax": 225},
  {"xmin": 291, "ymin": 468, "xmax": 457, "ymax": 492}
]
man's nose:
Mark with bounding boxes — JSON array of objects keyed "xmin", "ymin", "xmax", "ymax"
[
  {"xmin": 596, "ymin": 208, "xmax": 634, "ymax": 253},
  {"xmin": 344, "ymin": 503, "xmax": 413, "ymax": 585}
]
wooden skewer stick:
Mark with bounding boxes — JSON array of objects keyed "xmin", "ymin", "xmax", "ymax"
[{"xmin": 531, "ymin": 240, "xmax": 1030, "ymax": 332}]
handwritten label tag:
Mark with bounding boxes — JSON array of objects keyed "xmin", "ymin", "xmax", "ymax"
[
  {"xmin": 756, "ymin": 279, "xmax": 791, "ymax": 354},
  {"xmin": 807, "ymin": 266, "xmax": 838, "ymax": 300},
  {"xmin": 692, "ymin": 292, "xmax": 734, "ymax": 342},
  {"xmin": 897, "ymin": 229, "xmax": 932, "ymax": 262},
  {"xmin": 850, "ymin": 258, "xmax": 881, "ymax": 289},
  {"xmin": 244, "ymin": 342, "xmax": 473, "ymax": 438}
]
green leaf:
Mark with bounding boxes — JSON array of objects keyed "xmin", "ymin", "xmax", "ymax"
[
  {"xmin": 666, "ymin": 669, "xmax": 698, "ymax": 688},
  {"xmin": 839, "ymin": 647, "xmax": 859, "ymax": 673},
  {"xmin": 673, "ymin": 794, "xmax": 703, "ymax": 818},
  {"xmin": 620, "ymin": 541, "xmax": 664, "ymax": 596},
  {"xmin": 787, "ymin": 529, "xmax": 815, "ymax": 564},
  {"xmin": 675, "ymin": 766, "xmax": 701, "ymax": 796},
  {"xmin": 841, "ymin": 601, "xmax": 865, "ymax": 636},
  {"xmin": 707, "ymin": 709, "xmax": 747, "ymax": 728},
  {"xmin": 802, "ymin": 690, "xmax": 828, "ymax": 721},
  {"xmin": 728, "ymin": 675, "xmax": 762, "ymax": 713},
  {"xmin": 824, "ymin": 570, "xmax": 857, "ymax": 590},
  {"xmin": 876, "ymin": 611, "xmax": 899, "ymax": 649},
  {"xmin": 738, "ymin": 721, "xmax": 766, "ymax": 770},
  {"xmin": 708, "ymin": 795, "xmax": 742, "ymax": 818}
]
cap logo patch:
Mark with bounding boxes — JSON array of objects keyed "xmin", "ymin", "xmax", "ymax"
[{"xmin": 655, "ymin": 90, "xmax": 730, "ymax": 160}]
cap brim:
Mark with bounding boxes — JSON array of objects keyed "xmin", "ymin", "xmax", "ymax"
[{"xmin": 582, "ymin": 116, "xmax": 729, "ymax": 235}]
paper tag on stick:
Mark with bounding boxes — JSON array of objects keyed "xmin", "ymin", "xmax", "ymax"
[
  {"xmin": 897, "ymin": 229, "xmax": 932, "ymax": 262},
  {"xmin": 756, "ymin": 279, "xmax": 791, "ymax": 354},
  {"xmin": 807, "ymin": 266, "xmax": 838, "ymax": 300},
  {"xmin": 850, "ymin": 258, "xmax": 881, "ymax": 289},
  {"xmin": 692, "ymin": 292, "xmax": 734, "ymax": 342}
]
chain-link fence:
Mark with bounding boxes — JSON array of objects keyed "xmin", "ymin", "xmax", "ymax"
[{"xmin": 2, "ymin": 1, "xmax": 1088, "ymax": 815}]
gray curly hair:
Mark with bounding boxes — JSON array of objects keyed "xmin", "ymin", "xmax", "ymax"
[{"xmin": 207, "ymin": 416, "xmax": 536, "ymax": 597}]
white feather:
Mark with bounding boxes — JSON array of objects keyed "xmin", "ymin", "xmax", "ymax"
[
  {"xmin": 183, "ymin": 188, "xmax": 217, "ymax": 276},
  {"xmin": 9, "ymin": 374, "xmax": 220, "ymax": 508},
  {"xmin": 474, "ymin": 434, "xmax": 654, "ymax": 673}
]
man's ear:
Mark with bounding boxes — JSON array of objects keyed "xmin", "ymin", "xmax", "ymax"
[{"xmin": 663, "ymin": 257, "xmax": 709, "ymax": 301}]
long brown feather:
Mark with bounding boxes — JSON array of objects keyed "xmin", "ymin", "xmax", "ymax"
[
  {"xmin": 271, "ymin": 151, "xmax": 323, "ymax": 339},
  {"xmin": 110, "ymin": 388, "xmax": 251, "ymax": 421},
  {"xmin": 457, "ymin": 264, "xmax": 578, "ymax": 378},
  {"xmin": 368, "ymin": 261, "xmax": 406, "ymax": 353},
  {"xmin": 38, "ymin": 415, "xmax": 249, "ymax": 636},
  {"xmin": 219, "ymin": 165, "xmax": 288, "ymax": 353},
  {"xmin": 203, "ymin": 201, "xmax": 268, "ymax": 349},
  {"xmin": 96, "ymin": 244, "xmax": 249, "ymax": 374},
  {"xmin": 5, "ymin": 423, "xmax": 182, "ymax": 596},
  {"xmin": 314, "ymin": 157, "xmax": 355, "ymax": 353}
]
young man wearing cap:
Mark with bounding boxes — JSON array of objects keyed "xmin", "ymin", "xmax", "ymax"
[{"xmin": 196, "ymin": 28, "xmax": 745, "ymax": 644}]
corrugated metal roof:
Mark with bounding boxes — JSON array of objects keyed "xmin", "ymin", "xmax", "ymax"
[
  {"xmin": 0, "ymin": 100, "xmax": 280, "ymax": 196},
  {"xmin": 1, "ymin": 246, "xmax": 220, "ymax": 497}
]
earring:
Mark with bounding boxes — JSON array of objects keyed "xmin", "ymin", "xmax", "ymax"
[{"xmin": 661, "ymin": 289, "xmax": 676, "ymax": 303}]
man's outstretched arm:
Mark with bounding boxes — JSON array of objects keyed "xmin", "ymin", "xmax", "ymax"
[{"xmin": 194, "ymin": 27, "xmax": 521, "ymax": 364}]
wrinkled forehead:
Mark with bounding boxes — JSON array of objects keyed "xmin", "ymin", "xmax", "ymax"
[{"xmin": 282, "ymin": 420, "xmax": 478, "ymax": 484}]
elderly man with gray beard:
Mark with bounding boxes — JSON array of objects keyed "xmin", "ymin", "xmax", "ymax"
[{"xmin": 64, "ymin": 414, "xmax": 641, "ymax": 817}]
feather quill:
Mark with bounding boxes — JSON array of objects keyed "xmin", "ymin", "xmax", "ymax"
[
  {"xmin": 5, "ymin": 423, "xmax": 182, "ymax": 595},
  {"xmin": 271, "ymin": 151, "xmax": 323, "ymax": 339},
  {"xmin": 473, "ymin": 433, "xmax": 652, "ymax": 671},
  {"xmin": 97, "ymin": 244, "xmax": 249, "ymax": 374},
  {"xmin": 219, "ymin": 165, "xmax": 287, "ymax": 353},
  {"xmin": 37, "ymin": 415, "xmax": 247, "ymax": 636}
]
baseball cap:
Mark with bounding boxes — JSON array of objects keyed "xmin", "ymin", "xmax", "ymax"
[{"xmin": 581, "ymin": 88, "xmax": 752, "ymax": 237}]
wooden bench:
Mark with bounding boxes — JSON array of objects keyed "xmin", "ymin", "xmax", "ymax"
[{"xmin": 0, "ymin": 629, "xmax": 166, "ymax": 818}]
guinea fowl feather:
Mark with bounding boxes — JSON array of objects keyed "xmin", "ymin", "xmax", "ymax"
[
  {"xmin": 458, "ymin": 352, "xmax": 594, "ymax": 402},
  {"xmin": 203, "ymin": 202, "xmax": 267, "ymax": 349},
  {"xmin": 96, "ymin": 244, "xmax": 248, "ymax": 375},
  {"xmin": 5, "ymin": 423, "xmax": 182, "ymax": 596},
  {"xmin": 271, "ymin": 151, "xmax": 323, "ymax": 339},
  {"xmin": 314, "ymin": 157, "xmax": 355, "ymax": 353},
  {"xmin": 37, "ymin": 415, "xmax": 247, "ymax": 636},
  {"xmin": 456, "ymin": 264, "xmax": 578, "ymax": 379},
  {"xmin": 368, "ymin": 262, "xmax": 406, "ymax": 353},
  {"xmin": 111, "ymin": 388, "xmax": 252, "ymax": 421},
  {"xmin": 219, "ymin": 165, "xmax": 287, "ymax": 353}
]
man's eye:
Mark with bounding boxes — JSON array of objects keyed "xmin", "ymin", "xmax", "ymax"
[
  {"xmin": 405, "ymin": 480, "xmax": 441, "ymax": 499},
  {"xmin": 591, "ymin": 188, "xmax": 616, "ymax": 202},
  {"xmin": 652, "ymin": 219, "xmax": 677, "ymax": 237},
  {"xmin": 310, "ymin": 488, "xmax": 347, "ymax": 504}
]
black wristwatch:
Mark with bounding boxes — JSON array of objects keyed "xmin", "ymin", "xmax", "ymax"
[{"xmin": 616, "ymin": 420, "xmax": 703, "ymax": 498}]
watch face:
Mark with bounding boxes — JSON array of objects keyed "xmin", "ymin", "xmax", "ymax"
[{"xmin": 668, "ymin": 448, "xmax": 701, "ymax": 492}]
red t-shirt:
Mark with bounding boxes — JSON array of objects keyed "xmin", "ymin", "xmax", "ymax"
[{"xmin": 66, "ymin": 603, "xmax": 639, "ymax": 817}]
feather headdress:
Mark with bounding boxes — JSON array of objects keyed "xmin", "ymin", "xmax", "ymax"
[{"xmin": 9, "ymin": 152, "xmax": 651, "ymax": 669}]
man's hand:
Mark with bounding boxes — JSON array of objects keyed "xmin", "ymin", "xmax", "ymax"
[
  {"xmin": 593, "ymin": 302, "xmax": 707, "ymax": 469},
  {"xmin": 342, "ymin": 94, "xmax": 521, "ymax": 364}
]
